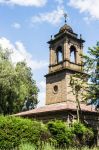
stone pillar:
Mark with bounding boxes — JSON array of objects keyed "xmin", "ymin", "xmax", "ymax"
[
  {"xmin": 49, "ymin": 45, "xmax": 56, "ymax": 72},
  {"xmin": 64, "ymin": 41, "xmax": 70, "ymax": 67},
  {"xmin": 75, "ymin": 45, "xmax": 80, "ymax": 65},
  {"xmin": 63, "ymin": 41, "xmax": 66, "ymax": 60},
  {"xmin": 49, "ymin": 46, "xmax": 54, "ymax": 66},
  {"xmin": 76, "ymin": 45, "xmax": 83, "ymax": 65},
  {"xmin": 49, "ymin": 46, "xmax": 52, "ymax": 72},
  {"xmin": 66, "ymin": 42, "xmax": 70, "ymax": 61},
  {"xmin": 75, "ymin": 49, "xmax": 78, "ymax": 64}
]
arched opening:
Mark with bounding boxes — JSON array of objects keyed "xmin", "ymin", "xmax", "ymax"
[
  {"xmin": 70, "ymin": 46, "xmax": 76, "ymax": 63},
  {"xmin": 57, "ymin": 46, "xmax": 63, "ymax": 63}
]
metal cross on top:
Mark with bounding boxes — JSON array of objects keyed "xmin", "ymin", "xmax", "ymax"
[{"xmin": 64, "ymin": 13, "xmax": 68, "ymax": 23}]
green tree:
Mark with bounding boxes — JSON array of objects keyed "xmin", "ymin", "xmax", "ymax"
[
  {"xmin": 70, "ymin": 73, "xmax": 88, "ymax": 122},
  {"xmin": 0, "ymin": 47, "xmax": 39, "ymax": 115},
  {"xmin": 15, "ymin": 62, "xmax": 39, "ymax": 113},
  {"xmin": 84, "ymin": 42, "xmax": 99, "ymax": 110},
  {"xmin": 70, "ymin": 42, "xmax": 99, "ymax": 120}
]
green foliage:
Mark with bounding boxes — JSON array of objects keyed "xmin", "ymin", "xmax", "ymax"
[
  {"xmin": 0, "ymin": 116, "xmax": 94, "ymax": 149},
  {"xmin": 19, "ymin": 143, "xmax": 36, "ymax": 150},
  {"xmin": 0, "ymin": 47, "xmax": 39, "ymax": 114},
  {"xmin": 18, "ymin": 143, "xmax": 99, "ymax": 150},
  {"xmin": 14, "ymin": 142, "xmax": 99, "ymax": 150},
  {"xmin": 0, "ymin": 116, "xmax": 50, "ymax": 149},
  {"xmin": 69, "ymin": 42, "xmax": 99, "ymax": 122},
  {"xmin": 70, "ymin": 73, "xmax": 88, "ymax": 122},
  {"xmin": 47, "ymin": 120, "xmax": 94, "ymax": 147},
  {"xmin": 14, "ymin": 62, "xmax": 39, "ymax": 113},
  {"xmin": 19, "ymin": 142, "xmax": 55, "ymax": 150},
  {"xmin": 83, "ymin": 42, "xmax": 99, "ymax": 109},
  {"xmin": 72, "ymin": 122, "xmax": 94, "ymax": 146},
  {"xmin": 48, "ymin": 120, "xmax": 75, "ymax": 147}
]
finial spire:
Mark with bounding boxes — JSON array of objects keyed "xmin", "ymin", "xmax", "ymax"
[
  {"xmin": 51, "ymin": 35, "xmax": 52, "ymax": 40},
  {"xmin": 80, "ymin": 34, "xmax": 82, "ymax": 39},
  {"xmin": 64, "ymin": 13, "xmax": 68, "ymax": 24}
]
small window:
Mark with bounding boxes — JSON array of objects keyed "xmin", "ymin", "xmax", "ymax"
[
  {"xmin": 53, "ymin": 85, "xmax": 58, "ymax": 93},
  {"xmin": 70, "ymin": 46, "xmax": 76, "ymax": 63},
  {"xmin": 57, "ymin": 46, "xmax": 63, "ymax": 63}
]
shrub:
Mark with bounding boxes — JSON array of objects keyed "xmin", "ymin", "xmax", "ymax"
[
  {"xmin": 47, "ymin": 120, "xmax": 94, "ymax": 148},
  {"xmin": 0, "ymin": 116, "xmax": 94, "ymax": 149},
  {"xmin": 0, "ymin": 116, "xmax": 50, "ymax": 149},
  {"xmin": 47, "ymin": 120, "xmax": 74, "ymax": 147},
  {"xmin": 71, "ymin": 121, "xmax": 94, "ymax": 146}
]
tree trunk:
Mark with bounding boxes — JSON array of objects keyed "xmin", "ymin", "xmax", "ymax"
[{"xmin": 76, "ymin": 93, "xmax": 81, "ymax": 122}]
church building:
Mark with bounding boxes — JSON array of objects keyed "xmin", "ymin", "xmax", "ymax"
[{"xmin": 14, "ymin": 17, "xmax": 99, "ymax": 145}]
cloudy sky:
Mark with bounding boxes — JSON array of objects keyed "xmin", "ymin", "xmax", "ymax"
[{"xmin": 0, "ymin": 0, "xmax": 99, "ymax": 107}]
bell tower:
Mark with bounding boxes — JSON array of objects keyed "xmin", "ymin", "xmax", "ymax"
[{"xmin": 45, "ymin": 17, "xmax": 85, "ymax": 105}]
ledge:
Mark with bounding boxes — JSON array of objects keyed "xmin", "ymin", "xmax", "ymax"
[{"xmin": 45, "ymin": 67, "xmax": 86, "ymax": 77}]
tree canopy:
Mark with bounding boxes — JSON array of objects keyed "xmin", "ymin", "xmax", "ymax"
[
  {"xmin": 84, "ymin": 42, "xmax": 99, "ymax": 110},
  {"xmin": 0, "ymin": 47, "xmax": 39, "ymax": 115},
  {"xmin": 70, "ymin": 42, "xmax": 99, "ymax": 115}
]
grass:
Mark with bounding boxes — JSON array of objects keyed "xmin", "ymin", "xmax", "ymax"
[
  {"xmin": 19, "ymin": 143, "xmax": 36, "ymax": 150},
  {"xmin": 17, "ymin": 143, "xmax": 99, "ymax": 150}
]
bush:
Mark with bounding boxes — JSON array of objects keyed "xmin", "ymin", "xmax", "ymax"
[
  {"xmin": 72, "ymin": 122, "xmax": 94, "ymax": 146},
  {"xmin": 47, "ymin": 120, "xmax": 74, "ymax": 147},
  {"xmin": 47, "ymin": 120, "xmax": 94, "ymax": 147},
  {"xmin": 0, "ymin": 116, "xmax": 50, "ymax": 149},
  {"xmin": 0, "ymin": 116, "xmax": 94, "ymax": 149}
]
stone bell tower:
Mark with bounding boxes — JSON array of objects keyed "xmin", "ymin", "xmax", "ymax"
[{"xmin": 45, "ymin": 16, "xmax": 85, "ymax": 105}]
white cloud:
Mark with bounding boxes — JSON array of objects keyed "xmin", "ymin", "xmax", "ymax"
[
  {"xmin": 31, "ymin": 6, "xmax": 64, "ymax": 25},
  {"xmin": 68, "ymin": 0, "xmax": 99, "ymax": 20},
  {"xmin": 0, "ymin": 37, "xmax": 48, "ymax": 71},
  {"xmin": 12, "ymin": 22, "xmax": 21, "ymax": 29},
  {"xmin": 0, "ymin": 0, "xmax": 47, "ymax": 7}
]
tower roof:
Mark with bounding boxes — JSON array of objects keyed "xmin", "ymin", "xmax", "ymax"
[{"xmin": 59, "ymin": 24, "xmax": 73, "ymax": 33}]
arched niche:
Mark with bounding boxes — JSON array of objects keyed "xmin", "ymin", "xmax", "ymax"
[
  {"xmin": 70, "ymin": 45, "xmax": 76, "ymax": 63},
  {"xmin": 56, "ymin": 46, "xmax": 63, "ymax": 63}
]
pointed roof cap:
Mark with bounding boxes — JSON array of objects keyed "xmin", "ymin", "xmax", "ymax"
[{"xmin": 59, "ymin": 24, "xmax": 73, "ymax": 33}]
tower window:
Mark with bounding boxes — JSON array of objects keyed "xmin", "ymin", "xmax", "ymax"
[
  {"xmin": 70, "ymin": 46, "xmax": 76, "ymax": 63},
  {"xmin": 57, "ymin": 46, "xmax": 63, "ymax": 63},
  {"xmin": 53, "ymin": 85, "xmax": 58, "ymax": 93}
]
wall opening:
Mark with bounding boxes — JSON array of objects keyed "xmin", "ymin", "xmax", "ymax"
[
  {"xmin": 53, "ymin": 85, "xmax": 58, "ymax": 94},
  {"xmin": 70, "ymin": 46, "xmax": 76, "ymax": 63},
  {"xmin": 57, "ymin": 46, "xmax": 63, "ymax": 63}
]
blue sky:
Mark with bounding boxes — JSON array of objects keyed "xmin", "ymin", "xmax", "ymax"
[{"xmin": 0, "ymin": 0, "xmax": 99, "ymax": 107}]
